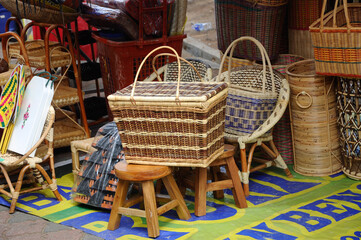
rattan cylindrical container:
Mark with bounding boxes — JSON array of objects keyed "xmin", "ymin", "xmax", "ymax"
[
  {"xmin": 286, "ymin": 59, "xmax": 341, "ymax": 176},
  {"xmin": 336, "ymin": 77, "xmax": 361, "ymax": 180}
]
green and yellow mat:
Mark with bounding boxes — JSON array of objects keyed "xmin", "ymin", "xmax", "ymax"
[{"xmin": 1, "ymin": 166, "xmax": 361, "ymax": 240}]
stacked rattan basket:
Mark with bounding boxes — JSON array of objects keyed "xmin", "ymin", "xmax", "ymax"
[
  {"xmin": 108, "ymin": 46, "xmax": 228, "ymax": 167},
  {"xmin": 307, "ymin": 0, "xmax": 361, "ymax": 180}
]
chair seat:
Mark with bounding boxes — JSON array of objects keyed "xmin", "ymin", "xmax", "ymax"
[
  {"xmin": 53, "ymin": 85, "xmax": 84, "ymax": 108},
  {"xmin": 8, "ymin": 40, "xmax": 61, "ymax": 56},
  {"xmin": 114, "ymin": 161, "xmax": 172, "ymax": 182},
  {"xmin": 0, "ymin": 151, "xmax": 42, "ymax": 172}
]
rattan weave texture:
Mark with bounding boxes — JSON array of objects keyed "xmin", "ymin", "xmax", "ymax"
[
  {"xmin": 309, "ymin": 0, "xmax": 361, "ymax": 78},
  {"xmin": 109, "ymin": 47, "xmax": 228, "ymax": 167},
  {"xmin": 337, "ymin": 77, "xmax": 361, "ymax": 180},
  {"xmin": 215, "ymin": 0, "xmax": 287, "ymax": 61}
]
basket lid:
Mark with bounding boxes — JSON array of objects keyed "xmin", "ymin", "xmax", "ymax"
[{"xmin": 108, "ymin": 82, "xmax": 228, "ymax": 102}]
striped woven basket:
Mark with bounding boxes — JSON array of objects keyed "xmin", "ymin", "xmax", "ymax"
[
  {"xmin": 108, "ymin": 46, "xmax": 228, "ymax": 167},
  {"xmin": 288, "ymin": 0, "xmax": 323, "ymax": 59},
  {"xmin": 265, "ymin": 54, "xmax": 304, "ymax": 164},
  {"xmin": 215, "ymin": 0, "xmax": 288, "ymax": 61},
  {"xmin": 289, "ymin": 0, "xmax": 323, "ymax": 30},
  {"xmin": 216, "ymin": 36, "xmax": 282, "ymax": 136},
  {"xmin": 309, "ymin": 0, "xmax": 361, "ymax": 78}
]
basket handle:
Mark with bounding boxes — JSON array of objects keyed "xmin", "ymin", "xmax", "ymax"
[
  {"xmin": 216, "ymin": 36, "xmax": 275, "ymax": 93},
  {"xmin": 131, "ymin": 46, "xmax": 181, "ymax": 101},
  {"xmin": 320, "ymin": 0, "xmax": 351, "ymax": 31},
  {"xmin": 295, "ymin": 91, "xmax": 313, "ymax": 109},
  {"xmin": 151, "ymin": 53, "xmax": 204, "ymax": 82}
]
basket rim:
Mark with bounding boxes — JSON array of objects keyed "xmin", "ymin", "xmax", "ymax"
[{"xmin": 285, "ymin": 59, "xmax": 318, "ymax": 78}]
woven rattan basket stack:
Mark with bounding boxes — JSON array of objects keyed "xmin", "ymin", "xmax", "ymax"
[
  {"xmin": 308, "ymin": 0, "xmax": 361, "ymax": 180},
  {"xmin": 108, "ymin": 46, "xmax": 228, "ymax": 167},
  {"xmin": 288, "ymin": 0, "xmax": 323, "ymax": 59}
]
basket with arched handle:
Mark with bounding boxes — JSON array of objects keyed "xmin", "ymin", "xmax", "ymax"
[{"xmin": 107, "ymin": 46, "xmax": 229, "ymax": 167}]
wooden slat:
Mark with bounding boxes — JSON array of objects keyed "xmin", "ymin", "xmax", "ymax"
[
  {"xmin": 118, "ymin": 207, "xmax": 146, "ymax": 218},
  {"xmin": 157, "ymin": 200, "xmax": 178, "ymax": 216},
  {"xmin": 206, "ymin": 179, "xmax": 233, "ymax": 192}
]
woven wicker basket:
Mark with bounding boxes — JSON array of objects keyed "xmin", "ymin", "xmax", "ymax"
[
  {"xmin": 289, "ymin": 0, "xmax": 323, "ymax": 30},
  {"xmin": 309, "ymin": 0, "xmax": 361, "ymax": 78},
  {"xmin": 0, "ymin": 0, "xmax": 79, "ymax": 25},
  {"xmin": 266, "ymin": 54, "xmax": 304, "ymax": 164},
  {"xmin": 8, "ymin": 41, "xmax": 61, "ymax": 57},
  {"xmin": 337, "ymin": 77, "xmax": 361, "ymax": 180},
  {"xmin": 286, "ymin": 59, "xmax": 342, "ymax": 176},
  {"xmin": 219, "ymin": 51, "xmax": 255, "ymax": 73},
  {"xmin": 216, "ymin": 36, "xmax": 282, "ymax": 136},
  {"xmin": 261, "ymin": 54, "xmax": 305, "ymax": 75},
  {"xmin": 108, "ymin": 46, "xmax": 228, "ymax": 167},
  {"xmin": 215, "ymin": 0, "xmax": 287, "ymax": 61}
]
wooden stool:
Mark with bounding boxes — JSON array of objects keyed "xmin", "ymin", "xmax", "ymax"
[
  {"xmin": 108, "ymin": 162, "xmax": 191, "ymax": 238},
  {"xmin": 181, "ymin": 144, "xmax": 248, "ymax": 216}
]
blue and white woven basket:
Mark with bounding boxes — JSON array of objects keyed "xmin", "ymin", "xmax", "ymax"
[{"xmin": 216, "ymin": 36, "xmax": 283, "ymax": 136}]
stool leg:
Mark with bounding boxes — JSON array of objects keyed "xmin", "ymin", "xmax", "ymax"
[
  {"xmin": 142, "ymin": 180, "xmax": 160, "ymax": 238},
  {"xmin": 108, "ymin": 180, "xmax": 129, "ymax": 231},
  {"xmin": 225, "ymin": 157, "xmax": 248, "ymax": 209},
  {"xmin": 195, "ymin": 167, "xmax": 208, "ymax": 217},
  {"xmin": 162, "ymin": 174, "xmax": 191, "ymax": 220},
  {"xmin": 211, "ymin": 166, "xmax": 225, "ymax": 199}
]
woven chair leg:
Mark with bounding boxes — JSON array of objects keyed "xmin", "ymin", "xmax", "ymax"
[
  {"xmin": 35, "ymin": 164, "xmax": 63, "ymax": 201},
  {"xmin": 239, "ymin": 148, "xmax": 250, "ymax": 196},
  {"xmin": 9, "ymin": 165, "xmax": 30, "ymax": 213},
  {"xmin": 269, "ymin": 140, "xmax": 293, "ymax": 178}
]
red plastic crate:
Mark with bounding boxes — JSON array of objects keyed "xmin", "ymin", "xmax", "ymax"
[{"xmin": 91, "ymin": 0, "xmax": 186, "ymax": 106}]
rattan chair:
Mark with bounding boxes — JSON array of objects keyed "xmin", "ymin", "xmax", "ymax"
[
  {"xmin": 223, "ymin": 77, "xmax": 293, "ymax": 196},
  {"xmin": 0, "ymin": 106, "xmax": 63, "ymax": 213},
  {"xmin": 216, "ymin": 36, "xmax": 293, "ymax": 196}
]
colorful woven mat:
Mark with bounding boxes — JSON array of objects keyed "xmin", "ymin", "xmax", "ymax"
[{"xmin": 1, "ymin": 167, "xmax": 361, "ymax": 239}]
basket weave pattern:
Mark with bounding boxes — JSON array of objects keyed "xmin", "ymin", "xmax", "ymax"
[
  {"xmin": 0, "ymin": 0, "xmax": 79, "ymax": 24},
  {"xmin": 215, "ymin": 0, "xmax": 287, "ymax": 61},
  {"xmin": 286, "ymin": 59, "xmax": 341, "ymax": 176},
  {"xmin": 309, "ymin": 1, "xmax": 361, "ymax": 78},
  {"xmin": 337, "ymin": 77, "xmax": 361, "ymax": 180},
  {"xmin": 109, "ymin": 80, "xmax": 228, "ymax": 167},
  {"xmin": 289, "ymin": 0, "xmax": 323, "ymax": 30}
]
